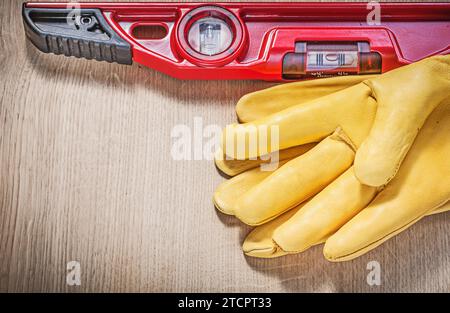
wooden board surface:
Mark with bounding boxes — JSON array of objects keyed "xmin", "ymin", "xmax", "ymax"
[{"xmin": 0, "ymin": 0, "xmax": 448, "ymax": 292}]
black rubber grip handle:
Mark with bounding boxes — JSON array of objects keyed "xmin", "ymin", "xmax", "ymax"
[{"xmin": 22, "ymin": 4, "xmax": 132, "ymax": 65}]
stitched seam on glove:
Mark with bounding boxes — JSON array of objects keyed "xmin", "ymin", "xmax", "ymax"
[{"xmin": 329, "ymin": 127, "xmax": 357, "ymax": 153}]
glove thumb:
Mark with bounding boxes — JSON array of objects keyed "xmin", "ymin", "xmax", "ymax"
[{"xmin": 354, "ymin": 55, "xmax": 450, "ymax": 187}]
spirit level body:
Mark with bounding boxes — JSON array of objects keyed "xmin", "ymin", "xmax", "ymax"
[{"xmin": 23, "ymin": 2, "xmax": 450, "ymax": 81}]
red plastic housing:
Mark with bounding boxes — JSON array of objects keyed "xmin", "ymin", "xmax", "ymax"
[{"xmin": 25, "ymin": 2, "xmax": 450, "ymax": 81}]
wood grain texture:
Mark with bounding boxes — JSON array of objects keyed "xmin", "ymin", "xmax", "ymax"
[{"xmin": 0, "ymin": 0, "xmax": 448, "ymax": 292}]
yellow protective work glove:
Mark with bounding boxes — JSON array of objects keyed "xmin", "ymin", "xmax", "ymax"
[{"xmin": 214, "ymin": 55, "xmax": 450, "ymax": 261}]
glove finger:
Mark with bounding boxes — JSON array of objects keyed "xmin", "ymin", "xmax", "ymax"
[
  {"xmin": 242, "ymin": 203, "xmax": 305, "ymax": 258},
  {"xmin": 214, "ymin": 143, "xmax": 316, "ymax": 177},
  {"xmin": 324, "ymin": 101, "xmax": 450, "ymax": 262},
  {"xmin": 272, "ymin": 167, "xmax": 377, "ymax": 254},
  {"xmin": 234, "ymin": 129, "xmax": 355, "ymax": 226},
  {"xmin": 236, "ymin": 75, "xmax": 377, "ymax": 123},
  {"xmin": 355, "ymin": 55, "xmax": 450, "ymax": 187},
  {"xmin": 213, "ymin": 159, "xmax": 291, "ymax": 215},
  {"xmin": 223, "ymin": 84, "xmax": 376, "ymax": 160}
]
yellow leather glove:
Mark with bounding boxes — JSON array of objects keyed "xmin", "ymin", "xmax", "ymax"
[{"xmin": 214, "ymin": 55, "xmax": 450, "ymax": 261}]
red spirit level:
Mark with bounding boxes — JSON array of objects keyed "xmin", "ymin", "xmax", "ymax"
[{"xmin": 23, "ymin": 2, "xmax": 450, "ymax": 81}]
